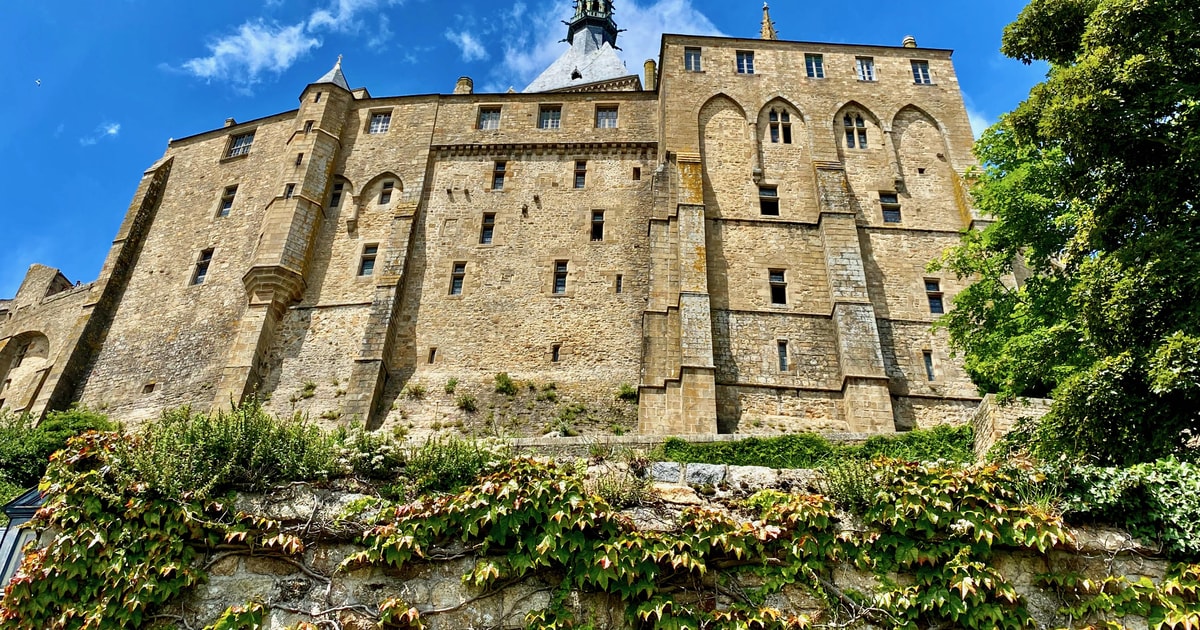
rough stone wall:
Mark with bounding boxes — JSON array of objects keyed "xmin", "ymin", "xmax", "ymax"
[{"xmin": 174, "ymin": 469, "xmax": 1166, "ymax": 630}]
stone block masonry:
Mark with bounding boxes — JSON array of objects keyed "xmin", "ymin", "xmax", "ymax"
[{"xmin": 3, "ymin": 28, "xmax": 988, "ymax": 438}]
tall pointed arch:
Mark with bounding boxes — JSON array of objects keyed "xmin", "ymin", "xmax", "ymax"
[{"xmin": 698, "ymin": 94, "xmax": 753, "ymax": 218}]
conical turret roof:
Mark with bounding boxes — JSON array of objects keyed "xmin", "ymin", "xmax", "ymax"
[{"xmin": 312, "ymin": 55, "xmax": 350, "ymax": 91}]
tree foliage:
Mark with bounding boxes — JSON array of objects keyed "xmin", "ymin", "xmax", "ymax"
[{"xmin": 937, "ymin": 0, "xmax": 1200, "ymax": 465}]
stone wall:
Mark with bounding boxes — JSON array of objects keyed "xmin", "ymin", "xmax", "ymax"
[{"xmin": 174, "ymin": 464, "xmax": 1164, "ymax": 630}]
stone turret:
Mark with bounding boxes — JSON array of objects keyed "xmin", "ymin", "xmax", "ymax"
[
  {"xmin": 523, "ymin": 0, "xmax": 639, "ymax": 92},
  {"xmin": 760, "ymin": 3, "xmax": 777, "ymax": 40}
]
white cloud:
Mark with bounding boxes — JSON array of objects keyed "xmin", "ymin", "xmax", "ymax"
[
  {"xmin": 967, "ymin": 108, "xmax": 992, "ymax": 139},
  {"xmin": 79, "ymin": 122, "xmax": 120, "ymax": 147},
  {"xmin": 179, "ymin": 0, "xmax": 403, "ymax": 89},
  {"xmin": 446, "ymin": 30, "xmax": 488, "ymax": 62},
  {"xmin": 181, "ymin": 20, "xmax": 319, "ymax": 89},
  {"xmin": 483, "ymin": 0, "xmax": 722, "ymax": 92}
]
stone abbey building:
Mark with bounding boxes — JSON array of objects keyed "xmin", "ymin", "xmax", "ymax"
[{"xmin": 0, "ymin": 2, "xmax": 984, "ymax": 436}]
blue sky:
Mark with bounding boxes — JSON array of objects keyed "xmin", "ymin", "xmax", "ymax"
[{"xmin": 0, "ymin": 0, "xmax": 1045, "ymax": 298}]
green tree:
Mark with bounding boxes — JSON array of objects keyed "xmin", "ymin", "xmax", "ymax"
[{"xmin": 937, "ymin": 0, "xmax": 1200, "ymax": 465}]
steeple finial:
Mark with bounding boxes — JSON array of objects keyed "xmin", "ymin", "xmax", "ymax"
[
  {"xmin": 760, "ymin": 3, "xmax": 777, "ymax": 40},
  {"xmin": 312, "ymin": 56, "xmax": 350, "ymax": 91},
  {"xmin": 336, "ymin": 54, "xmax": 343, "ymax": 69}
]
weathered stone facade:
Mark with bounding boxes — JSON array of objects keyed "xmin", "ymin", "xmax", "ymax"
[{"xmin": 0, "ymin": 14, "xmax": 985, "ymax": 437}]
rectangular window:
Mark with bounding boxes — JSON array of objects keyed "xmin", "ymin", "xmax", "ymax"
[
  {"xmin": 303, "ymin": 120, "xmax": 314, "ymax": 134},
  {"xmin": 615, "ymin": 274, "xmax": 623, "ymax": 293},
  {"xmin": 329, "ymin": 182, "xmax": 344, "ymax": 208},
  {"xmin": 591, "ymin": 210, "xmax": 605, "ymax": 241},
  {"xmin": 295, "ymin": 152, "xmax": 304, "ymax": 166},
  {"xmin": 595, "ymin": 105, "xmax": 618, "ymax": 128},
  {"xmin": 368, "ymin": 112, "xmax": 391, "ymax": 134},
  {"xmin": 477, "ymin": 107, "xmax": 501, "ymax": 130},
  {"xmin": 492, "ymin": 161, "xmax": 506, "ymax": 190},
  {"xmin": 923, "ymin": 350, "xmax": 935, "ymax": 381},
  {"xmin": 218, "ymin": 185, "xmax": 237, "ymax": 218},
  {"xmin": 632, "ymin": 167, "xmax": 641, "ymax": 181},
  {"xmin": 450, "ymin": 262, "xmax": 466, "ymax": 295},
  {"xmin": 284, "ymin": 183, "xmax": 296, "ymax": 199},
  {"xmin": 778, "ymin": 340, "xmax": 789, "ymax": 372},
  {"xmin": 856, "ymin": 57, "xmax": 876, "ymax": 81},
  {"xmin": 574, "ymin": 160, "xmax": 587, "ymax": 189},
  {"xmin": 925, "ymin": 280, "xmax": 945, "ymax": 314},
  {"xmin": 359, "ymin": 244, "xmax": 378, "ymax": 276},
  {"xmin": 911, "ymin": 60, "xmax": 932, "ymax": 85},
  {"xmin": 379, "ymin": 181, "xmax": 394, "ymax": 204},
  {"xmin": 551, "ymin": 344, "xmax": 562, "ymax": 363},
  {"xmin": 553, "ymin": 261, "xmax": 568, "ymax": 294},
  {"xmin": 480, "ymin": 213, "xmax": 495, "ymax": 244},
  {"xmin": 844, "ymin": 114, "xmax": 868, "ymax": 149},
  {"xmin": 736, "ymin": 51, "xmax": 755, "ymax": 74},
  {"xmin": 538, "ymin": 105, "xmax": 562, "ymax": 130},
  {"xmin": 759, "ymin": 186, "xmax": 779, "ymax": 216},
  {"xmin": 769, "ymin": 269, "xmax": 787, "ymax": 305},
  {"xmin": 314, "ymin": 92, "xmax": 322, "ymax": 103},
  {"xmin": 805, "ymin": 54, "xmax": 824, "ymax": 78},
  {"xmin": 226, "ymin": 132, "xmax": 254, "ymax": 158},
  {"xmin": 880, "ymin": 193, "xmax": 902, "ymax": 223},
  {"xmin": 768, "ymin": 109, "xmax": 792, "ymax": 144},
  {"xmin": 684, "ymin": 47, "xmax": 702, "ymax": 72},
  {"xmin": 192, "ymin": 249, "xmax": 214, "ymax": 285},
  {"xmin": 428, "ymin": 347, "xmax": 437, "ymax": 364}
]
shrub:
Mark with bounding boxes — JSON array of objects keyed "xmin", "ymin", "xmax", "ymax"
[
  {"xmin": 0, "ymin": 406, "xmax": 113, "ymax": 488},
  {"xmin": 456, "ymin": 394, "xmax": 477, "ymax": 412},
  {"xmin": 444, "ymin": 378, "xmax": 458, "ymax": 394},
  {"xmin": 300, "ymin": 381, "xmax": 317, "ymax": 399},
  {"xmin": 404, "ymin": 436, "xmax": 491, "ymax": 494},
  {"xmin": 116, "ymin": 400, "xmax": 338, "ymax": 499},
  {"xmin": 588, "ymin": 468, "xmax": 649, "ymax": 508},
  {"xmin": 401, "ymin": 381, "xmax": 426, "ymax": 400},
  {"xmin": 616, "ymin": 382, "xmax": 638, "ymax": 402},
  {"xmin": 494, "ymin": 372, "xmax": 517, "ymax": 396},
  {"xmin": 335, "ymin": 422, "xmax": 405, "ymax": 479},
  {"xmin": 818, "ymin": 459, "xmax": 877, "ymax": 513}
]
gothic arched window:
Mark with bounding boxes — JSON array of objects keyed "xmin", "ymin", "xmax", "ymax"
[{"xmin": 844, "ymin": 113, "xmax": 867, "ymax": 149}]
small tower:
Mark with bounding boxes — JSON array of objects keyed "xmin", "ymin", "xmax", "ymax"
[
  {"xmin": 524, "ymin": 0, "xmax": 638, "ymax": 92},
  {"xmin": 760, "ymin": 3, "xmax": 778, "ymax": 40},
  {"xmin": 568, "ymin": 0, "xmax": 619, "ymax": 47}
]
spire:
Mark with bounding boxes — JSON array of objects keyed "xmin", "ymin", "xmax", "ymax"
[
  {"xmin": 312, "ymin": 55, "xmax": 350, "ymax": 91},
  {"xmin": 566, "ymin": 0, "xmax": 618, "ymax": 47},
  {"xmin": 760, "ymin": 3, "xmax": 777, "ymax": 40}
]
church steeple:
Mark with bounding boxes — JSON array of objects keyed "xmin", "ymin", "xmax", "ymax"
[
  {"xmin": 566, "ymin": 0, "xmax": 619, "ymax": 47},
  {"xmin": 311, "ymin": 55, "xmax": 350, "ymax": 91},
  {"xmin": 760, "ymin": 3, "xmax": 778, "ymax": 40}
]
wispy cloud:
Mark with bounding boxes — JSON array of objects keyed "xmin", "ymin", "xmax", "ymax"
[
  {"xmin": 79, "ymin": 122, "xmax": 121, "ymax": 147},
  {"xmin": 483, "ymin": 0, "xmax": 722, "ymax": 92},
  {"xmin": 178, "ymin": 0, "xmax": 404, "ymax": 90},
  {"xmin": 446, "ymin": 29, "xmax": 488, "ymax": 62},
  {"xmin": 962, "ymin": 93, "xmax": 993, "ymax": 139}
]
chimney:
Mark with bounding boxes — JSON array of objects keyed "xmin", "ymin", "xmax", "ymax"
[
  {"xmin": 644, "ymin": 59, "xmax": 657, "ymax": 91},
  {"xmin": 224, "ymin": 118, "xmax": 237, "ymax": 128},
  {"xmin": 454, "ymin": 77, "xmax": 474, "ymax": 95},
  {"xmin": 902, "ymin": 35, "xmax": 918, "ymax": 48}
]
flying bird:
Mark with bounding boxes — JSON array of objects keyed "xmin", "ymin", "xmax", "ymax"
[{"xmin": 35, "ymin": 79, "xmax": 41, "ymax": 86}]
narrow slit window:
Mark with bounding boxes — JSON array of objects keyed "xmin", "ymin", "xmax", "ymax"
[
  {"xmin": 632, "ymin": 167, "xmax": 641, "ymax": 180},
  {"xmin": 314, "ymin": 92, "xmax": 322, "ymax": 103},
  {"xmin": 295, "ymin": 152, "xmax": 304, "ymax": 166},
  {"xmin": 778, "ymin": 340, "xmax": 789, "ymax": 372},
  {"xmin": 428, "ymin": 347, "xmax": 438, "ymax": 364},
  {"xmin": 303, "ymin": 120, "xmax": 314, "ymax": 134},
  {"xmin": 450, "ymin": 262, "xmax": 467, "ymax": 295},
  {"xmin": 925, "ymin": 279, "xmax": 945, "ymax": 314},
  {"xmin": 923, "ymin": 350, "xmax": 935, "ymax": 381},
  {"xmin": 192, "ymin": 249, "xmax": 214, "ymax": 285},
  {"xmin": 615, "ymin": 274, "xmax": 623, "ymax": 293},
  {"xmin": 480, "ymin": 213, "xmax": 495, "ymax": 244},
  {"xmin": 379, "ymin": 181, "xmax": 394, "ymax": 204},
  {"xmin": 218, "ymin": 185, "xmax": 237, "ymax": 217},
  {"xmin": 880, "ymin": 193, "xmax": 902, "ymax": 223},
  {"xmin": 574, "ymin": 160, "xmax": 587, "ymax": 189},
  {"xmin": 492, "ymin": 161, "xmax": 506, "ymax": 190},
  {"xmin": 359, "ymin": 244, "xmax": 378, "ymax": 276},
  {"xmin": 284, "ymin": 183, "xmax": 296, "ymax": 199},
  {"xmin": 551, "ymin": 344, "xmax": 562, "ymax": 363},
  {"xmin": 553, "ymin": 261, "xmax": 568, "ymax": 294},
  {"xmin": 591, "ymin": 210, "xmax": 605, "ymax": 241},
  {"xmin": 759, "ymin": 186, "xmax": 779, "ymax": 216},
  {"xmin": 769, "ymin": 269, "xmax": 787, "ymax": 304},
  {"xmin": 329, "ymin": 182, "xmax": 344, "ymax": 208}
]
